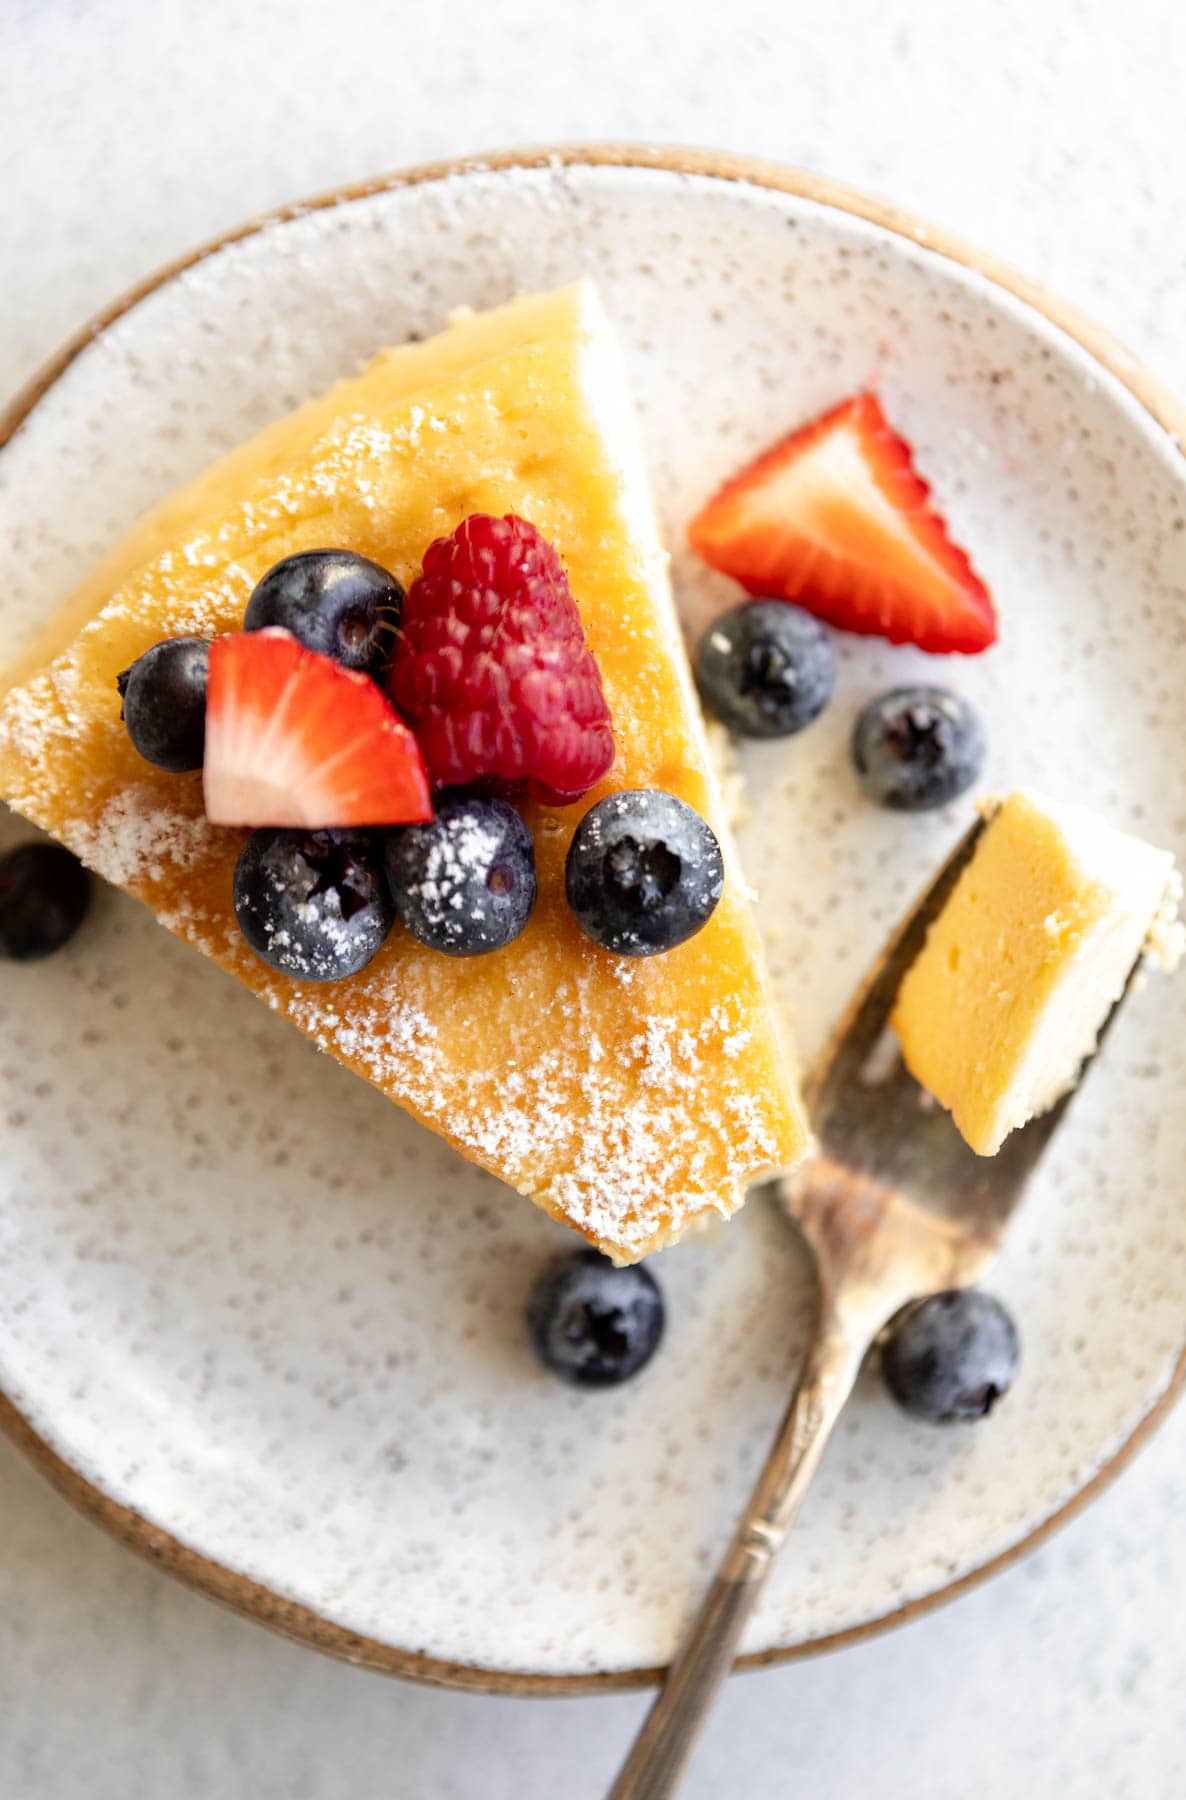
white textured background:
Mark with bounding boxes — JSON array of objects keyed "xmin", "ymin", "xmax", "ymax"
[{"xmin": 3, "ymin": 1, "xmax": 1186, "ymax": 1795}]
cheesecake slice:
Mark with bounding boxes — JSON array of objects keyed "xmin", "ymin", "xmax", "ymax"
[
  {"xmin": 0, "ymin": 282, "xmax": 810, "ymax": 1260},
  {"xmin": 893, "ymin": 789, "xmax": 1181, "ymax": 1155}
]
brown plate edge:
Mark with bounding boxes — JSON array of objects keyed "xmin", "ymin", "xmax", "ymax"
[{"xmin": 2, "ymin": 139, "xmax": 1185, "ymax": 1696}]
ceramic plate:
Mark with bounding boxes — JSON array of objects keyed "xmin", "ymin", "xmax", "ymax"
[{"xmin": 3, "ymin": 148, "xmax": 1186, "ymax": 1690}]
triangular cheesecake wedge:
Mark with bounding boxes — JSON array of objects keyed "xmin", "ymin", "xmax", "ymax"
[{"xmin": 0, "ymin": 282, "xmax": 809, "ymax": 1260}]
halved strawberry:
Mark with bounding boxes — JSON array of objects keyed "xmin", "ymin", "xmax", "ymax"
[
  {"xmin": 204, "ymin": 629, "xmax": 432, "ymax": 827},
  {"xmin": 688, "ymin": 392, "xmax": 996, "ymax": 654}
]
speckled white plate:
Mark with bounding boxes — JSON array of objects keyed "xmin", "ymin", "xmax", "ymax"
[{"xmin": 3, "ymin": 147, "xmax": 1186, "ymax": 1691}]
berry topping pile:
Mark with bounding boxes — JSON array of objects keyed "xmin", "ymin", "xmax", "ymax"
[
  {"xmin": 526, "ymin": 1247, "xmax": 665, "ymax": 1387},
  {"xmin": 0, "ymin": 842, "xmax": 91, "ymax": 962},
  {"xmin": 881, "ymin": 1289, "xmax": 1020, "ymax": 1424},
  {"xmin": 386, "ymin": 793, "xmax": 537, "ymax": 957},
  {"xmin": 852, "ymin": 685, "xmax": 985, "ymax": 813},
  {"xmin": 566, "ymin": 789, "xmax": 724, "ymax": 956},
  {"xmin": 115, "ymin": 528, "xmax": 733, "ymax": 980},
  {"xmin": 390, "ymin": 513, "xmax": 614, "ymax": 805}
]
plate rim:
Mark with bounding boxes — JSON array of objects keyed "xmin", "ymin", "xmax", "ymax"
[{"xmin": 3, "ymin": 140, "xmax": 1185, "ymax": 1694}]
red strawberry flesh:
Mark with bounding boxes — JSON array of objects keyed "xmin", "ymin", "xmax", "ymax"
[
  {"xmin": 204, "ymin": 629, "xmax": 432, "ymax": 828},
  {"xmin": 688, "ymin": 392, "xmax": 996, "ymax": 655}
]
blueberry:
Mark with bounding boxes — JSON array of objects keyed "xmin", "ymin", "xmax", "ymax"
[
  {"xmin": 881, "ymin": 1289, "xmax": 1020, "ymax": 1424},
  {"xmin": 117, "ymin": 637, "xmax": 210, "ymax": 772},
  {"xmin": 233, "ymin": 828, "xmax": 394, "ymax": 981},
  {"xmin": 0, "ymin": 842, "xmax": 91, "ymax": 961},
  {"xmin": 244, "ymin": 551, "xmax": 403, "ymax": 678},
  {"xmin": 526, "ymin": 1248, "xmax": 665, "ymax": 1387},
  {"xmin": 565, "ymin": 790, "xmax": 724, "ymax": 956},
  {"xmin": 696, "ymin": 600, "xmax": 835, "ymax": 738},
  {"xmin": 852, "ymin": 686, "xmax": 985, "ymax": 812},
  {"xmin": 385, "ymin": 793, "xmax": 536, "ymax": 956}
]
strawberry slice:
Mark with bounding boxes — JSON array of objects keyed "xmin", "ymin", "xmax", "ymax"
[
  {"xmin": 204, "ymin": 629, "xmax": 432, "ymax": 827},
  {"xmin": 688, "ymin": 392, "xmax": 996, "ymax": 654}
]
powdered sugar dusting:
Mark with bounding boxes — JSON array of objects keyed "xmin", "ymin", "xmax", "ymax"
[
  {"xmin": 406, "ymin": 812, "xmax": 502, "ymax": 916},
  {"xmin": 281, "ymin": 969, "xmax": 781, "ymax": 1260},
  {"xmin": 415, "ymin": 817, "xmax": 500, "ymax": 907},
  {"xmin": 0, "ymin": 671, "xmax": 68, "ymax": 773},
  {"xmin": 285, "ymin": 980, "xmax": 442, "ymax": 1074},
  {"xmin": 66, "ymin": 783, "xmax": 220, "ymax": 888}
]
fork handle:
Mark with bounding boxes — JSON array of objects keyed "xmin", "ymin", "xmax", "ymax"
[{"xmin": 606, "ymin": 1309, "xmax": 866, "ymax": 1800}]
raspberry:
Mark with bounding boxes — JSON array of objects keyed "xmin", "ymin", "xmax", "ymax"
[{"xmin": 390, "ymin": 514, "xmax": 615, "ymax": 805}]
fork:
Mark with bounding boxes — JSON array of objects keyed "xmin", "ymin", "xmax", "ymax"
[{"xmin": 608, "ymin": 817, "xmax": 1142, "ymax": 1800}]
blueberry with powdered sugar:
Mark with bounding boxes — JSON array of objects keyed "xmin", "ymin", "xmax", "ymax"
[
  {"xmin": 565, "ymin": 789, "xmax": 724, "ymax": 956},
  {"xmin": 385, "ymin": 793, "xmax": 536, "ymax": 956},
  {"xmin": 233, "ymin": 828, "xmax": 394, "ymax": 981}
]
